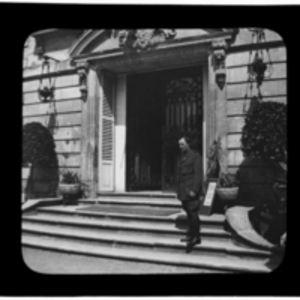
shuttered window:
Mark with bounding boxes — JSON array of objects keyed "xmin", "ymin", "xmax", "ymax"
[{"xmin": 99, "ymin": 73, "xmax": 115, "ymax": 191}]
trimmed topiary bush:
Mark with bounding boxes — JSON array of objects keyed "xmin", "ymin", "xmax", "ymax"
[
  {"xmin": 22, "ymin": 122, "xmax": 59, "ymax": 198},
  {"xmin": 23, "ymin": 122, "xmax": 58, "ymax": 167},
  {"xmin": 241, "ymin": 101, "xmax": 287, "ymax": 162}
]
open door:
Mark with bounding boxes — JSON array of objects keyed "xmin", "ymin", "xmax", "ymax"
[
  {"xmin": 162, "ymin": 67, "xmax": 203, "ymax": 192},
  {"xmin": 126, "ymin": 66, "xmax": 203, "ymax": 193},
  {"xmin": 126, "ymin": 73, "xmax": 163, "ymax": 191},
  {"xmin": 98, "ymin": 72, "xmax": 115, "ymax": 191}
]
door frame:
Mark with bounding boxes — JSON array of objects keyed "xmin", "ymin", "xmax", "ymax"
[{"xmin": 124, "ymin": 64, "xmax": 207, "ymax": 192}]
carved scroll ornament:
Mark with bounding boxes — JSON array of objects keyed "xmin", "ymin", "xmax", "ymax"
[
  {"xmin": 211, "ymin": 39, "xmax": 228, "ymax": 90},
  {"xmin": 117, "ymin": 29, "xmax": 176, "ymax": 51}
]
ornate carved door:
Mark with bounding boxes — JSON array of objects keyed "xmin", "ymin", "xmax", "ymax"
[{"xmin": 162, "ymin": 67, "xmax": 203, "ymax": 192}]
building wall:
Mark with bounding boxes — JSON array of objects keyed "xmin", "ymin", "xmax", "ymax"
[
  {"xmin": 225, "ymin": 29, "xmax": 286, "ymax": 174},
  {"xmin": 22, "ymin": 31, "xmax": 83, "ymax": 194},
  {"xmin": 22, "ymin": 29, "xmax": 287, "ymax": 197}
]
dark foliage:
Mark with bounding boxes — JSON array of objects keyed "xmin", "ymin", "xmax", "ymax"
[
  {"xmin": 206, "ymin": 139, "xmax": 221, "ymax": 179},
  {"xmin": 60, "ymin": 169, "xmax": 80, "ymax": 184},
  {"xmin": 219, "ymin": 172, "xmax": 239, "ymax": 188},
  {"xmin": 22, "ymin": 122, "xmax": 58, "ymax": 167},
  {"xmin": 241, "ymin": 101, "xmax": 286, "ymax": 161}
]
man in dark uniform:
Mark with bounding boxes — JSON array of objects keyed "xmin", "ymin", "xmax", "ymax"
[{"xmin": 177, "ymin": 136, "xmax": 203, "ymax": 253}]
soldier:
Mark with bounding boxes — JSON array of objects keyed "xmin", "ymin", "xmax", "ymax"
[{"xmin": 177, "ymin": 136, "xmax": 203, "ymax": 253}]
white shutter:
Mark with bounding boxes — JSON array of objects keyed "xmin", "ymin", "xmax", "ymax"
[{"xmin": 99, "ymin": 72, "xmax": 115, "ymax": 191}]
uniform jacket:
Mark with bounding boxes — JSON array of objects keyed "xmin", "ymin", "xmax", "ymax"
[{"xmin": 177, "ymin": 149, "xmax": 203, "ymax": 201}]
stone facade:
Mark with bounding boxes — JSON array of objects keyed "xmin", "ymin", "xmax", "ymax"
[{"xmin": 22, "ymin": 28, "xmax": 286, "ymax": 199}]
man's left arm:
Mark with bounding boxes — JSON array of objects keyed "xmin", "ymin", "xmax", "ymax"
[{"xmin": 192, "ymin": 153, "xmax": 203, "ymax": 195}]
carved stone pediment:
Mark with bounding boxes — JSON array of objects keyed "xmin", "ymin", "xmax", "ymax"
[{"xmin": 116, "ymin": 29, "xmax": 176, "ymax": 51}]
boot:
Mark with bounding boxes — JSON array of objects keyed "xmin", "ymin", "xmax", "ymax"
[
  {"xmin": 180, "ymin": 231, "xmax": 192, "ymax": 242},
  {"xmin": 180, "ymin": 235, "xmax": 193, "ymax": 243},
  {"xmin": 186, "ymin": 236, "xmax": 201, "ymax": 253}
]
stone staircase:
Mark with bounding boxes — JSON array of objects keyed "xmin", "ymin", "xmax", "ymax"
[{"xmin": 22, "ymin": 192, "xmax": 279, "ymax": 273}]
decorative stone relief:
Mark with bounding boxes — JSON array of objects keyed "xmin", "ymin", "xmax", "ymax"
[
  {"xmin": 211, "ymin": 39, "xmax": 228, "ymax": 90},
  {"xmin": 113, "ymin": 29, "xmax": 176, "ymax": 52},
  {"xmin": 76, "ymin": 62, "xmax": 89, "ymax": 102},
  {"xmin": 23, "ymin": 36, "xmax": 40, "ymax": 69}
]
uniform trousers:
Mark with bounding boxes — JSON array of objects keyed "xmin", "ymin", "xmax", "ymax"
[{"xmin": 181, "ymin": 198, "xmax": 201, "ymax": 238}]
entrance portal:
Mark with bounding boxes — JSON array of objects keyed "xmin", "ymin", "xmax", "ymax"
[{"xmin": 126, "ymin": 66, "xmax": 203, "ymax": 192}]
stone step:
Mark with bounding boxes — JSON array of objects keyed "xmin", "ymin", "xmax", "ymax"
[
  {"xmin": 78, "ymin": 198, "xmax": 181, "ymax": 208},
  {"xmin": 97, "ymin": 192, "xmax": 177, "ymax": 199},
  {"xmin": 22, "ymin": 222, "xmax": 271, "ymax": 261},
  {"xmin": 22, "ymin": 234, "xmax": 271, "ymax": 273},
  {"xmin": 22, "ymin": 212, "xmax": 231, "ymax": 241},
  {"xmin": 35, "ymin": 206, "xmax": 226, "ymax": 229}
]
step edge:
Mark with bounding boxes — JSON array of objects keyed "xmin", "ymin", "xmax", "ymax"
[
  {"xmin": 22, "ymin": 238, "xmax": 269, "ymax": 273},
  {"xmin": 96, "ymin": 193, "xmax": 177, "ymax": 199},
  {"xmin": 22, "ymin": 216, "xmax": 231, "ymax": 236},
  {"xmin": 22, "ymin": 226, "xmax": 271, "ymax": 257},
  {"xmin": 79, "ymin": 200, "xmax": 181, "ymax": 207},
  {"xmin": 37, "ymin": 207, "xmax": 226, "ymax": 224}
]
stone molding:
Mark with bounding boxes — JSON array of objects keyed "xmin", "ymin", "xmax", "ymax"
[
  {"xmin": 76, "ymin": 61, "xmax": 90, "ymax": 102},
  {"xmin": 211, "ymin": 38, "xmax": 229, "ymax": 91}
]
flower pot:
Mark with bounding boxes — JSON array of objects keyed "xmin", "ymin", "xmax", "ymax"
[
  {"xmin": 59, "ymin": 183, "xmax": 80, "ymax": 195},
  {"xmin": 217, "ymin": 187, "xmax": 239, "ymax": 200}
]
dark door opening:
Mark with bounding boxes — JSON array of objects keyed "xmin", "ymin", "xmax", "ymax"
[
  {"xmin": 127, "ymin": 72, "xmax": 163, "ymax": 191},
  {"xmin": 126, "ymin": 66, "xmax": 203, "ymax": 192}
]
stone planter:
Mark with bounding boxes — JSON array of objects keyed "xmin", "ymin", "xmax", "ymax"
[
  {"xmin": 59, "ymin": 183, "xmax": 81, "ymax": 206},
  {"xmin": 217, "ymin": 187, "xmax": 239, "ymax": 201},
  {"xmin": 59, "ymin": 183, "xmax": 81, "ymax": 195}
]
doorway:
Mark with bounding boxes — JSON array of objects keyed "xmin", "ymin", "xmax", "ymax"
[{"xmin": 126, "ymin": 66, "xmax": 203, "ymax": 192}]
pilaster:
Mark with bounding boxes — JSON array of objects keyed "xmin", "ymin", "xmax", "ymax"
[
  {"xmin": 207, "ymin": 55, "xmax": 217, "ymax": 154},
  {"xmin": 79, "ymin": 62, "xmax": 100, "ymax": 197},
  {"xmin": 207, "ymin": 38, "xmax": 229, "ymax": 174},
  {"xmin": 115, "ymin": 74, "xmax": 127, "ymax": 192}
]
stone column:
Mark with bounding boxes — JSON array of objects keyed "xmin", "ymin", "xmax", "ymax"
[
  {"xmin": 215, "ymin": 72, "xmax": 228, "ymax": 174},
  {"xmin": 207, "ymin": 54, "xmax": 217, "ymax": 156},
  {"xmin": 114, "ymin": 74, "xmax": 127, "ymax": 192},
  {"xmin": 78, "ymin": 62, "xmax": 100, "ymax": 198},
  {"xmin": 207, "ymin": 39, "xmax": 229, "ymax": 174},
  {"xmin": 202, "ymin": 63, "xmax": 209, "ymax": 177}
]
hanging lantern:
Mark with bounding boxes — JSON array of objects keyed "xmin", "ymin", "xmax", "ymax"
[
  {"xmin": 247, "ymin": 28, "xmax": 273, "ymax": 87},
  {"xmin": 37, "ymin": 57, "xmax": 55, "ymax": 102},
  {"xmin": 248, "ymin": 53, "xmax": 267, "ymax": 87}
]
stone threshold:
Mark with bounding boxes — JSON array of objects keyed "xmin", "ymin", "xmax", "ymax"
[{"xmin": 97, "ymin": 191, "xmax": 177, "ymax": 198}]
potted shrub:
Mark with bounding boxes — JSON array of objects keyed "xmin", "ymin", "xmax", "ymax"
[
  {"xmin": 205, "ymin": 139, "xmax": 240, "ymax": 213},
  {"xmin": 240, "ymin": 101, "xmax": 286, "ymax": 207},
  {"xmin": 240, "ymin": 101, "xmax": 286, "ymax": 244},
  {"xmin": 217, "ymin": 172, "xmax": 239, "ymax": 201},
  {"xmin": 59, "ymin": 170, "xmax": 81, "ymax": 205},
  {"xmin": 206, "ymin": 139, "xmax": 222, "ymax": 181}
]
